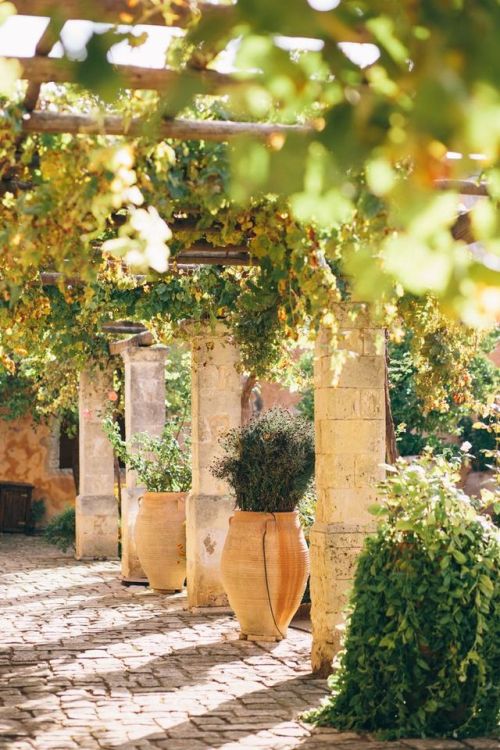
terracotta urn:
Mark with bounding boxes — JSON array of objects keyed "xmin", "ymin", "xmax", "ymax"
[
  {"xmin": 134, "ymin": 491, "xmax": 187, "ymax": 592},
  {"xmin": 221, "ymin": 510, "xmax": 309, "ymax": 641}
]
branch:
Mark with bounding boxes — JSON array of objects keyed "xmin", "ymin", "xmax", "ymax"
[
  {"xmin": 11, "ymin": 0, "xmax": 225, "ymax": 28},
  {"xmin": 10, "ymin": 56, "xmax": 239, "ymax": 92},
  {"xmin": 22, "ymin": 111, "xmax": 311, "ymax": 141},
  {"xmin": 23, "ymin": 22, "xmax": 61, "ymax": 112},
  {"xmin": 434, "ymin": 179, "xmax": 489, "ymax": 196}
]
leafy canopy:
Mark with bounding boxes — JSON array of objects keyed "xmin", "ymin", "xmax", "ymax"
[{"xmin": 0, "ymin": 0, "xmax": 499, "ymax": 326}]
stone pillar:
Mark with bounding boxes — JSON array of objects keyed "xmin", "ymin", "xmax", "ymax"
[
  {"xmin": 187, "ymin": 324, "xmax": 241, "ymax": 609},
  {"xmin": 76, "ymin": 366, "xmax": 118, "ymax": 560},
  {"xmin": 310, "ymin": 304, "xmax": 386, "ymax": 675},
  {"xmin": 121, "ymin": 345, "xmax": 168, "ymax": 583}
]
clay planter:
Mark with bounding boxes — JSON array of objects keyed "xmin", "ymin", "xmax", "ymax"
[
  {"xmin": 221, "ymin": 510, "xmax": 309, "ymax": 641},
  {"xmin": 134, "ymin": 492, "xmax": 187, "ymax": 593}
]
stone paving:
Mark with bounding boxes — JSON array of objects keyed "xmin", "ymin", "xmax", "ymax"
[{"xmin": 0, "ymin": 536, "xmax": 498, "ymax": 750}]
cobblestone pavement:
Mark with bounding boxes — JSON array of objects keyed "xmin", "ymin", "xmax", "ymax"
[{"xmin": 0, "ymin": 536, "xmax": 498, "ymax": 750}]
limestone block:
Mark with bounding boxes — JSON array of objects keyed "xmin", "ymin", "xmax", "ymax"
[
  {"xmin": 315, "ymin": 488, "xmax": 377, "ymax": 525},
  {"xmin": 337, "ymin": 329, "xmax": 363, "ymax": 354},
  {"xmin": 315, "ymin": 388, "xmax": 360, "ymax": 421},
  {"xmin": 186, "ymin": 494, "xmax": 235, "ymax": 608},
  {"xmin": 327, "ymin": 304, "xmax": 373, "ymax": 331},
  {"xmin": 75, "ymin": 495, "xmax": 118, "ymax": 560},
  {"xmin": 362, "ymin": 329, "xmax": 385, "ymax": 356},
  {"xmin": 335, "ymin": 355, "xmax": 385, "ymax": 389},
  {"xmin": 354, "ymin": 453, "xmax": 386, "ymax": 488},
  {"xmin": 318, "ymin": 419, "xmax": 385, "ymax": 456},
  {"xmin": 315, "ymin": 455, "xmax": 355, "ymax": 490},
  {"xmin": 360, "ymin": 388, "xmax": 385, "ymax": 419}
]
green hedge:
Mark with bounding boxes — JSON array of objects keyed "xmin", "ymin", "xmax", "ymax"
[{"xmin": 306, "ymin": 454, "xmax": 500, "ymax": 739}]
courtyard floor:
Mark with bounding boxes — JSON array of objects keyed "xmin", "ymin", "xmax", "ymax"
[{"xmin": 0, "ymin": 536, "xmax": 498, "ymax": 750}]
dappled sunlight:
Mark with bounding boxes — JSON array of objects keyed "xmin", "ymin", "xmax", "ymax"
[{"xmin": 0, "ymin": 537, "xmax": 337, "ymax": 750}]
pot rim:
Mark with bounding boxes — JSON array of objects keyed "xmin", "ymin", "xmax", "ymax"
[
  {"xmin": 232, "ymin": 509, "xmax": 299, "ymax": 517},
  {"xmin": 142, "ymin": 491, "xmax": 188, "ymax": 500}
]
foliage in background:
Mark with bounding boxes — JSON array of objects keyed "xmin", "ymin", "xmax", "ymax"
[
  {"xmin": 43, "ymin": 506, "xmax": 76, "ymax": 553},
  {"xmin": 30, "ymin": 498, "xmax": 46, "ymax": 530},
  {"xmin": 297, "ymin": 484, "xmax": 316, "ymax": 545},
  {"xmin": 103, "ymin": 416, "xmax": 191, "ymax": 493},
  {"xmin": 306, "ymin": 453, "xmax": 500, "ymax": 739},
  {"xmin": 473, "ymin": 402, "xmax": 500, "ymax": 527},
  {"xmin": 389, "ymin": 325, "xmax": 499, "ymax": 463},
  {"xmin": 211, "ymin": 408, "xmax": 315, "ymax": 513},
  {"xmin": 165, "ymin": 344, "xmax": 191, "ymax": 426}
]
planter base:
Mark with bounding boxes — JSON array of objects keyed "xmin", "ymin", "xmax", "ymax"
[
  {"xmin": 121, "ymin": 577, "xmax": 148, "ymax": 586},
  {"xmin": 239, "ymin": 632, "xmax": 283, "ymax": 642}
]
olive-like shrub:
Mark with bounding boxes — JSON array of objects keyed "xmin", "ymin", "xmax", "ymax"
[
  {"xmin": 103, "ymin": 417, "xmax": 191, "ymax": 493},
  {"xmin": 211, "ymin": 408, "xmax": 315, "ymax": 513},
  {"xmin": 44, "ymin": 506, "xmax": 75, "ymax": 553},
  {"xmin": 306, "ymin": 453, "xmax": 500, "ymax": 739}
]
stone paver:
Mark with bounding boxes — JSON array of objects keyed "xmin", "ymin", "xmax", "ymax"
[{"xmin": 1, "ymin": 536, "xmax": 498, "ymax": 750}]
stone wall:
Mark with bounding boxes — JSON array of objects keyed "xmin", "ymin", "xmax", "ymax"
[{"xmin": 0, "ymin": 415, "xmax": 75, "ymax": 522}]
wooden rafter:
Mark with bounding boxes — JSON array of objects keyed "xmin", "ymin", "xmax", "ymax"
[
  {"xmin": 21, "ymin": 111, "xmax": 311, "ymax": 141},
  {"xmin": 23, "ymin": 22, "xmax": 61, "ymax": 112},
  {"xmin": 11, "ymin": 0, "xmax": 227, "ymax": 28},
  {"xmin": 435, "ymin": 179, "xmax": 489, "ymax": 197},
  {"xmin": 9, "ymin": 56, "xmax": 240, "ymax": 92}
]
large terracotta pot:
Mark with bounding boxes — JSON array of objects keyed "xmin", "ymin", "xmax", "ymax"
[
  {"xmin": 221, "ymin": 510, "xmax": 309, "ymax": 641},
  {"xmin": 134, "ymin": 492, "xmax": 187, "ymax": 592}
]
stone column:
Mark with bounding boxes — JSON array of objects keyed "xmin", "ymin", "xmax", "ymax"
[
  {"xmin": 187, "ymin": 324, "xmax": 241, "ymax": 609},
  {"xmin": 310, "ymin": 304, "xmax": 386, "ymax": 675},
  {"xmin": 121, "ymin": 345, "xmax": 168, "ymax": 583},
  {"xmin": 76, "ymin": 366, "xmax": 118, "ymax": 560}
]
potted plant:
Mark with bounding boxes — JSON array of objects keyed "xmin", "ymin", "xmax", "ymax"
[
  {"xmin": 104, "ymin": 417, "xmax": 191, "ymax": 592},
  {"xmin": 211, "ymin": 408, "xmax": 314, "ymax": 641}
]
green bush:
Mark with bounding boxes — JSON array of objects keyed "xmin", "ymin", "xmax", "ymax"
[
  {"xmin": 211, "ymin": 408, "xmax": 315, "ymax": 513},
  {"xmin": 26, "ymin": 498, "xmax": 46, "ymax": 534},
  {"xmin": 44, "ymin": 506, "xmax": 75, "ymax": 553},
  {"xmin": 306, "ymin": 453, "xmax": 500, "ymax": 739},
  {"xmin": 103, "ymin": 417, "xmax": 191, "ymax": 493}
]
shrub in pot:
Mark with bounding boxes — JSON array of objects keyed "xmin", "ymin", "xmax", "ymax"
[
  {"xmin": 211, "ymin": 408, "xmax": 315, "ymax": 641},
  {"xmin": 305, "ymin": 452, "xmax": 500, "ymax": 739},
  {"xmin": 104, "ymin": 417, "xmax": 191, "ymax": 592}
]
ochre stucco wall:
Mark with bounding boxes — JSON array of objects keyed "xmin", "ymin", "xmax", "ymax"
[{"xmin": 0, "ymin": 416, "xmax": 75, "ymax": 522}]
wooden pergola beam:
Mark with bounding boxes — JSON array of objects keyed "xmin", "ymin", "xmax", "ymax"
[
  {"xmin": 23, "ymin": 24, "xmax": 61, "ymax": 111},
  {"xmin": 21, "ymin": 111, "xmax": 310, "ymax": 141},
  {"xmin": 11, "ymin": 0, "xmax": 226, "ymax": 28},
  {"xmin": 9, "ymin": 56, "xmax": 238, "ymax": 92},
  {"xmin": 435, "ymin": 179, "xmax": 489, "ymax": 196},
  {"xmin": 109, "ymin": 331, "xmax": 154, "ymax": 353}
]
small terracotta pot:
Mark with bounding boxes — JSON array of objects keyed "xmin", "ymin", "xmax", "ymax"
[
  {"xmin": 221, "ymin": 510, "xmax": 309, "ymax": 641},
  {"xmin": 134, "ymin": 491, "xmax": 187, "ymax": 592}
]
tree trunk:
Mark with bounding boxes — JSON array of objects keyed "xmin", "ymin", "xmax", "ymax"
[
  {"xmin": 71, "ymin": 428, "xmax": 80, "ymax": 495},
  {"xmin": 385, "ymin": 332, "xmax": 398, "ymax": 465},
  {"xmin": 241, "ymin": 375, "xmax": 257, "ymax": 425}
]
